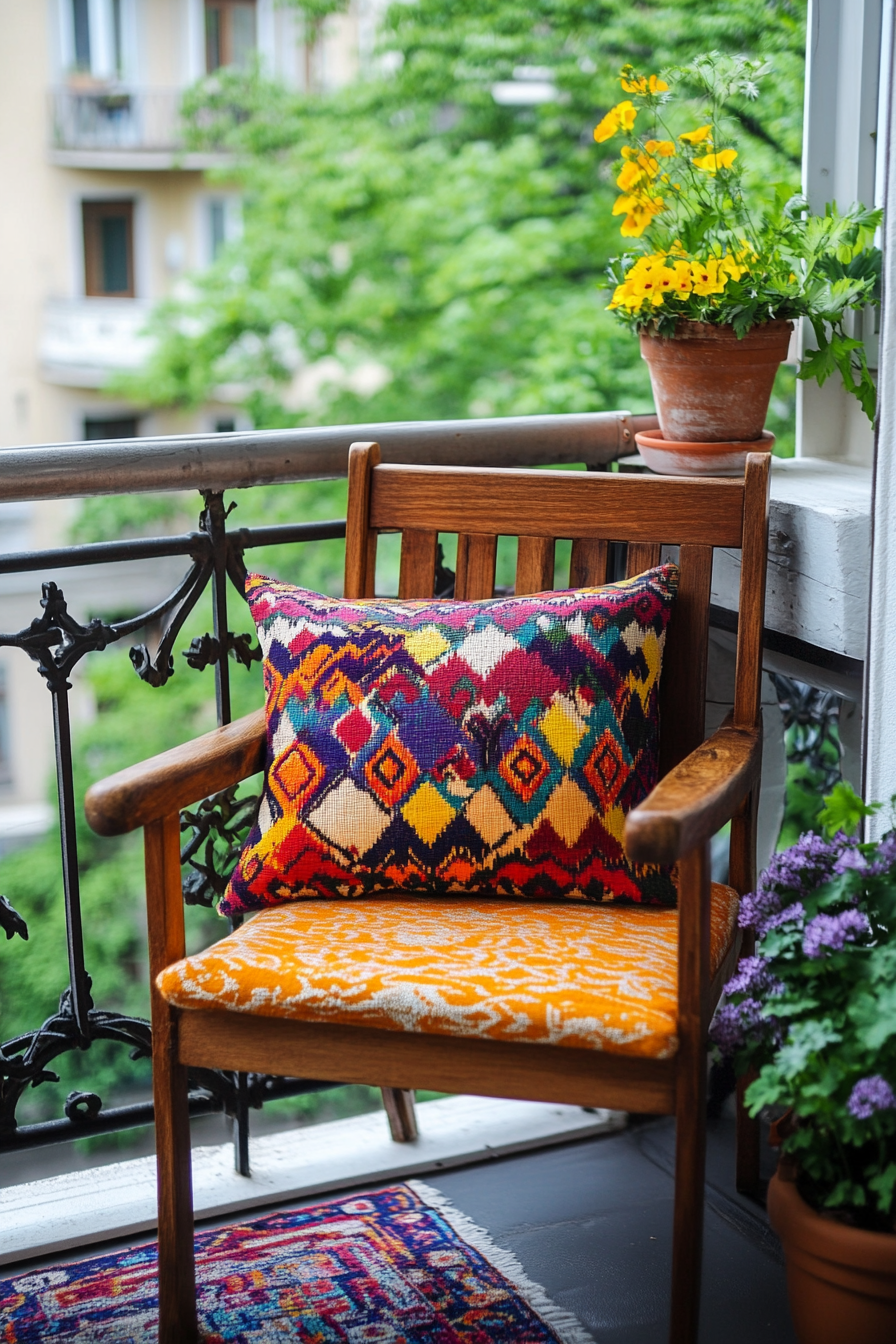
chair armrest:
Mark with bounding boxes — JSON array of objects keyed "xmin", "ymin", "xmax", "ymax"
[
  {"xmin": 85, "ymin": 708, "xmax": 266, "ymax": 837},
  {"xmin": 624, "ymin": 717, "xmax": 761, "ymax": 865}
]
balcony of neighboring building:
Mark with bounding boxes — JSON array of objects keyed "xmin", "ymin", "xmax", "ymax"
[
  {"xmin": 48, "ymin": 83, "xmax": 229, "ymax": 171},
  {"xmin": 40, "ymin": 296, "xmax": 153, "ymax": 388}
]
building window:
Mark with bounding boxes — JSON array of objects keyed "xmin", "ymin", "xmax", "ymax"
[
  {"xmin": 72, "ymin": 0, "xmax": 91, "ymax": 71},
  {"xmin": 82, "ymin": 200, "xmax": 134, "ymax": 297},
  {"xmin": 68, "ymin": 0, "xmax": 124, "ymax": 79},
  {"xmin": 205, "ymin": 1, "xmax": 257, "ymax": 72},
  {"xmin": 83, "ymin": 416, "xmax": 139, "ymax": 440},
  {"xmin": 209, "ymin": 200, "xmax": 227, "ymax": 260},
  {"xmin": 205, "ymin": 196, "xmax": 241, "ymax": 263}
]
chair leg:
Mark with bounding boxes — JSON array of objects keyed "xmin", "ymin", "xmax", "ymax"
[
  {"xmin": 735, "ymin": 1066, "xmax": 761, "ymax": 1197},
  {"xmin": 382, "ymin": 1087, "xmax": 418, "ymax": 1141},
  {"xmin": 670, "ymin": 842, "xmax": 710, "ymax": 1344},
  {"xmin": 154, "ymin": 1004, "xmax": 198, "ymax": 1344},
  {"xmin": 669, "ymin": 1054, "xmax": 708, "ymax": 1344}
]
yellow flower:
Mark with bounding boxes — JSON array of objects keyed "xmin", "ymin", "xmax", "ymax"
[
  {"xmin": 612, "ymin": 193, "xmax": 665, "ymax": 237},
  {"xmin": 718, "ymin": 254, "xmax": 749, "ymax": 283},
  {"xmin": 644, "ymin": 138, "xmax": 675, "ymax": 157},
  {"xmin": 608, "ymin": 279, "xmax": 644, "ymax": 312},
  {"xmin": 670, "ymin": 259, "xmax": 694, "ymax": 295},
  {"xmin": 593, "ymin": 100, "xmax": 638, "ymax": 143},
  {"xmin": 679, "ymin": 124, "xmax": 713, "ymax": 145},
  {"xmin": 619, "ymin": 72, "xmax": 669, "ymax": 94},
  {"xmin": 616, "ymin": 161, "xmax": 645, "ymax": 192},
  {"xmin": 616, "ymin": 150, "xmax": 660, "ymax": 192},
  {"xmin": 693, "ymin": 148, "xmax": 738, "ymax": 174},
  {"xmin": 689, "ymin": 258, "xmax": 726, "ymax": 296}
]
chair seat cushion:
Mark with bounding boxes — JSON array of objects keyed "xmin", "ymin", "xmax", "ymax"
[{"xmin": 158, "ymin": 883, "xmax": 739, "ymax": 1059}]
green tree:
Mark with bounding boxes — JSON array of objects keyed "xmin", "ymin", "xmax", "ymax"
[{"xmin": 121, "ymin": 0, "xmax": 807, "ymax": 431}]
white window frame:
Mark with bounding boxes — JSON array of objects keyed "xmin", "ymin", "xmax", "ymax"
[{"xmin": 797, "ymin": 0, "xmax": 887, "ymax": 465}]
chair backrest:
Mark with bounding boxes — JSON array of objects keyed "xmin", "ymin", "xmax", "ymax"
[{"xmin": 345, "ymin": 442, "xmax": 770, "ymax": 780}]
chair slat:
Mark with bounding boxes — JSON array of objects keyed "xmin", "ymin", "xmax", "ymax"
[
  {"xmin": 626, "ymin": 543, "xmax": 662, "ymax": 578},
  {"xmin": 370, "ymin": 464, "xmax": 746, "ymax": 546},
  {"xmin": 659, "ymin": 543, "xmax": 714, "ymax": 776},
  {"xmin": 515, "ymin": 536, "xmax": 555, "ymax": 595},
  {"xmin": 455, "ymin": 534, "xmax": 497, "ymax": 600},
  {"xmin": 345, "ymin": 442, "xmax": 381, "ymax": 599},
  {"xmin": 569, "ymin": 537, "xmax": 608, "ymax": 588},
  {"xmin": 398, "ymin": 529, "xmax": 438, "ymax": 600}
]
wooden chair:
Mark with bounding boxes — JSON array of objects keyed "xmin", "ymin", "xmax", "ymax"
[{"xmin": 85, "ymin": 443, "xmax": 770, "ymax": 1344}]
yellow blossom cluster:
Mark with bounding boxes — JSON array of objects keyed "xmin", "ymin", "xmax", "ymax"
[
  {"xmin": 620, "ymin": 72, "xmax": 669, "ymax": 95},
  {"xmin": 594, "ymin": 70, "xmax": 739, "ymax": 242},
  {"xmin": 593, "ymin": 99, "xmax": 638, "ymax": 144},
  {"xmin": 608, "ymin": 250, "xmax": 751, "ymax": 313},
  {"xmin": 611, "ymin": 137, "xmax": 676, "ymax": 236},
  {"xmin": 677, "ymin": 125, "xmax": 737, "ymax": 173}
]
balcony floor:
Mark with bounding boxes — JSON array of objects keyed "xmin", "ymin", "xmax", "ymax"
[
  {"xmin": 2, "ymin": 1107, "xmax": 794, "ymax": 1342},
  {"xmin": 434, "ymin": 1112, "xmax": 795, "ymax": 1343}
]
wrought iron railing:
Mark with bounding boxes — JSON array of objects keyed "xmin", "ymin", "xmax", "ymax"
[{"xmin": 0, "ymin": 412, "xmax": 643, "ymax": 1174}]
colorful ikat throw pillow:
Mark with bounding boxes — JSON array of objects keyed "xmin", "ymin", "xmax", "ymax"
[{"xmin": 220, "ymin": 563, "xmax": 680, "ymax": 916}]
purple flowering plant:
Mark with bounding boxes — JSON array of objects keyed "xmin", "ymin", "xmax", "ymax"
[{"xmin": 711, "ymin": 782, "xmax": 896, "ymax": 1232}]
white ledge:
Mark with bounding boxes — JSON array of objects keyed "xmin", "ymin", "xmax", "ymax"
[{"xmin": 0, "ymin": 1096, "xmax": 624, "ymax": 1267}]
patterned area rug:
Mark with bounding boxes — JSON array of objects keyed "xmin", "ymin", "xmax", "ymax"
[{"xmin": 0, "ymin": 1180, "xmax": 594, "ymax": 1342}]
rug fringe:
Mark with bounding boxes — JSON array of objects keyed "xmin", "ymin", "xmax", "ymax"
[{"xmin": 409, "ymin": 1179, "xmax": 596, "ymax": 1344}]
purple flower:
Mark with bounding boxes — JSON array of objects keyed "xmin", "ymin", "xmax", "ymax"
[
  {"xmin": 801, "ymin": 908, "xmax": 871, "ymax": 959},
  {"xmin": 762, "ymin": 901, "xmax": 806, "ymax": 934},
  {"xmin": 724, "ymin": 955, "xmax": 784, "ymax": 999},
  {"xmin": 834, "ymin": 847, "xmax": 867, "ymax": 875},
  {"xmin": 739, "ymin": 832, "xmax": 846, "ymax": 936},
  {"xmin": 710, "ymin": 997, "xmax": 780, "ymax": 1056},
  {"xmin": 847, "ymin": 1075, "xmax": 896, "ymax": 1120},
  {"xmin": 761, "ymin": 832, "xmax": 845, "ymax": 895},
  {"xmin": 739, "ymin": 893, "xmax": 805, "ymax": 937},
  {"xmin": 873, "ymin": 831, "xmax": 896, "ymax": 871}
]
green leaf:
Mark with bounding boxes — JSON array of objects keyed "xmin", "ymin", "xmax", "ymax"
[
  {"xmin": 868, "ymin": 1163, "xmax": 896, "ymax": 1214},
  {"xmin": 817, "ymin": 782, "xmax": 880, "ymax": 838}
]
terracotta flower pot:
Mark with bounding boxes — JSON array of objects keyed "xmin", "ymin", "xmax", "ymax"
[
  {"xmin": 767, "ymin": 1168, "xmax": 896, "ymax": 1344},
  {"xmin": 639, "ymin": 319, "xmax": 793, "ymax": 442}
]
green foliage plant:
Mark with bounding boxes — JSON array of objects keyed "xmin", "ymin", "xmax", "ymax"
[
  {"xmin": 597, "ymin": 53, "xmax": 882, "ymax": 419},
  {"xmin": 712, "ymin": 783, "xmax": 896, "ymax": 1232},
  {"xmin": 116, "ymin": 2, "xmax": 808, "ymax": 431}
]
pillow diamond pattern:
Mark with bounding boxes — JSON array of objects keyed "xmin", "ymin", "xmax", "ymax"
[{"xmin": 220, "ymin": 564, "xmax": 679, "ymax": 916}]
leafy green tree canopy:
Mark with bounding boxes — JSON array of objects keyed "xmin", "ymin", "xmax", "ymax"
[{"xmin": 122, "ymin": 0, "xmax": 806, "ymax": 429}]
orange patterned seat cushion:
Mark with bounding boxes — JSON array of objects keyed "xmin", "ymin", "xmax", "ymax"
[{"xmin": 158, "ymin": 884, "xmax": 739, "ymax": 1060}]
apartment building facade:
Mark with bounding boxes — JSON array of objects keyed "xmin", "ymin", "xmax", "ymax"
[{"xmin": 0, "ymin": 0, "xmax": 378, "ymax": 844}]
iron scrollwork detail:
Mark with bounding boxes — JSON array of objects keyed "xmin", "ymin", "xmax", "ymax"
[
  {"xmin": 0, "ymin": 988, "xmax": 152, "ymax": 1142},
  {"xmin": 181, "ymin": 786, "xmax": 261, "ymax": 908},
  {"xmin": 0, "ymin": 895, "xmax": 28, "ymax": 942}
]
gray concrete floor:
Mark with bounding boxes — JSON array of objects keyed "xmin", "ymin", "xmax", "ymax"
[{"xmin": 433, "ymin": 1113, "xmax": 795, "ymax": 1343}]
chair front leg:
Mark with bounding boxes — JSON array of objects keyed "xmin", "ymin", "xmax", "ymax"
[
  {"xmin": 145, "ymin": 816, "xmax": 198, "ymax": 1343},
  {"xmin": 669, "ymin": 841, "xmax": 711, "ymax": 1344},
  {"xmin": 730, "ymin": 787, "xmax": 761, "ymax": 1197},
  {"xmin": 153, "ymin": 1002, "xmax": 197, "ymax": 1343}
]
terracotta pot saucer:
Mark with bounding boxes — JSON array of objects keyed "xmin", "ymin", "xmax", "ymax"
[{"xmin": 634, "ymin": 428, "xmax": 775, "ymax": 477}]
